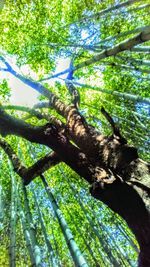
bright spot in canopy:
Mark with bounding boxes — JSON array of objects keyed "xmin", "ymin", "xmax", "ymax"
[
  {"xmin": 54, "ymin": 57, "xmax": 71, "ymax": 79},
  {"xmin": 0, "ymin": 56, "xmax": 71, "ymax": 107},
  {"xmin": 0, "ymin": 71, "xmax": 39, "ymax": 107},
  {"xmin": 10, "ymin": 75, "xmax": 39, "ymax": 107}
]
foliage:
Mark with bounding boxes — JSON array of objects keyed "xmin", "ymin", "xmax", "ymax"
[{"xmin": 0, "ymin": 79, "xmax": 11, "ymax": 102}]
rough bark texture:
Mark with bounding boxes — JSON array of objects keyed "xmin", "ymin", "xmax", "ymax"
[{"xmin": 0, "ymin": 101, "xmax": 150, "ymax": 267}]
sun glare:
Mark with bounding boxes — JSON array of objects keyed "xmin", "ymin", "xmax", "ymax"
[
  {"xmin": 0, "ymin": 56, "xmax": 71, "ymax": 107},
  {"xmin": 0, "ymin": 71, "xmax": 39, "ymax": 107}
]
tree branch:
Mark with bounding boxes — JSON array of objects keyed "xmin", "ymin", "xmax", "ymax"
[
  {"xmin": 73, "ymin": 0, "xmax": 140, "ymax": 24},
  {"xmin": 40, "ymin": 26, "xmax": 150, "ymax": 81},
  {"xmin": 0, "ymin": 107, "xmax": 44, "ymax": 142},
  {"xmin": 0, "ymin": 138, "xmax": 60, "ymax": 184},
  {"xmin": 0, "ymin": 108, "xmax": 92, "ymax": 182},
  {"xmin": 0, "ymin": 57, "xmax": 74, "ymax": 119},
  {"xmin": 101, "ymin": 107, "xmax": 127, "ymax": 144},
  {"xmin": 0, "ymin": 105, "xmax": 46, "ymax": 120}
]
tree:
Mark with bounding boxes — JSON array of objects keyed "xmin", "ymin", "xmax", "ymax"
[{"xmin": 0, "ymin": 1, "xmax": 150, "ymax": 266}]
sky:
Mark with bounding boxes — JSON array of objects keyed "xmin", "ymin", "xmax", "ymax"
[
  {"xmin": 0, "ymin": 54, "xmax": 103, "ymax": 108},
  {"xmin": 0, "ymin": 56, "xmax": 70, "ymax": 107}
]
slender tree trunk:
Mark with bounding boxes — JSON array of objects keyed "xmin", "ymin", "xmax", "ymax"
[
  {"xmin": 117, "ymin": 223, "xmax": 139, "ymax": 252},
  {"xmin": 72, "ymin": 0, "xmax": 140, "ymax": 24},
  {"xmin": 18, "ymin": 198, "xmax": 36, "ymax": 266},
  {"xmin": 22, "ymin": 184, "xmax": 42, "ymax": 266},
  {"xmin": 60, "ymin": 169, "xmax": 121, "ymax": 267},
  {"xmin": 0, "ymin": 183, "xmax": 4, "ymax": 223},
  {"xmin": 31, "ymin": 186, "xmax": 58, "ymax": 267},
  {"xmin": 64, "ymin": 205, "xmax": 101, "ymax": 267},
  {"xmin": 129, "ymin": 3, "xmax": 150, "ymax": 13},
  {"xmin": 102, "ymin": 61, "xmax": 150, "ymax": 74},
  {"xmin": 131, "ymin": 46, "xmax": 150, "ymax": 52},
  {"xmin": 41, "ymin": 174, "xmax": 89, "ymax": 267},
  {"xmin": 74, "ymin": 81, "xmax": 150, "ymax": 104},
  {"xmin": 96, "ymin": 25, "xmax": 150, "ymax": 46},
  {"xmin": 9, "ymin": 164, "xmax": 17, "ymax": 267},
  {"xmin": 118, "ymin": 56, "xmax": 150, "ymax": 67},
  {"xmin": 50, "ymin": 224, "xmax": 62, "ymax": 267}
]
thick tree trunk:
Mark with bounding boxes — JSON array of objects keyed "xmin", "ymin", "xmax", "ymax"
[{"xmin": 90, "ymin": 159, "xmax": 150, "ymax": 267}]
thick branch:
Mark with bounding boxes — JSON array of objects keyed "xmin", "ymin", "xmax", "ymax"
[
  {"xmin": 34, "ymin": 102, "xmax": 97, "ymax": 154},
  {"xmin": 0, "ymin": 105, "xmax": 45, "ymax": 120},
  {"xmin": 0, "ymin": 108, "xmax": 46, "ymax": 142},
  {"xmin": 0, "ymin": 108, "xmax": 92, "ymax": 182},
  {"xmin": 24, "ymin": 152, "xmax": 61, "ymax": 184},
  {"xmin": 0, "ymin": 138, "xmax": 26, "ymax": 177},
  {"xmin": 0, "ymin": 138, "xmax": 60, "ymax": 184},
  {"xmin": 0, "ymin": 99, "xmax": 140, "ymax": 187}
]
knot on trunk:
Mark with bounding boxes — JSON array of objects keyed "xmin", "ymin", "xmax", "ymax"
[{"xmin": 90, "ymin": 167, "xmax": 117, "ymax": 193}]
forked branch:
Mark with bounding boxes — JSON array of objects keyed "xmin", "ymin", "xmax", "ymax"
[{"xmin": 0, "ymin": 138, "xmax": 60, "ymax": 185}]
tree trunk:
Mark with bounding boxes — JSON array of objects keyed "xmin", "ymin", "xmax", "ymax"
[
  {"xmin": 9, "ymin": 166, "xmax": 17, "ymax": 267},
  {"xmin": 90, "ymin": 159, "xmax": 150, "ymax": 267},
  {"xmin": 72, "ymin": 81, "xmax": 150, "ymax": 105},
  {"xmin": 18, "ymin": 195, "xmax": 36, "ymax": 266},
  {"xmin": 22, "ymin": 184, "xmax": 42, "ymax": 266},
  {"xmin": 71, "ymin": 0, "xmax": 139, "ymax": 24},
  {"xmin": 31, "ymin": 186, "xmax": 58, "ymax": 267},
  {"xmin": 41, "ymin": 175, "xmax": 89, "ymax": 267},
  {"xmin": 96, "ymin": 25, "xmax": 150, "ymax": 46}
]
